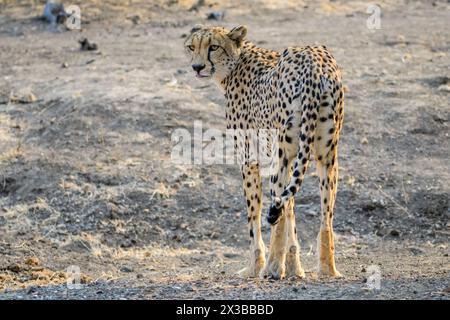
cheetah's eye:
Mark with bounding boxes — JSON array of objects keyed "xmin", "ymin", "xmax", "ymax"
[
  {"xmin": 210, "ymin": 45, "xmax": 220, "ymax": 51},
  {"xmin": 187, "ymin": 45, "xmax": 195, "ymax": 51}
]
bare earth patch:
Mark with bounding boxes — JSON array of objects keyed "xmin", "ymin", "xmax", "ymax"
[{"xmin": 0, "ymin": 0, "xmax": 449, "ymax": 299}]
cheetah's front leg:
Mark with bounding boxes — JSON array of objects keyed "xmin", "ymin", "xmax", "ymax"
[
  {"xmin": 262, "ymin": 208, "xmax": 287, "ymax": 280},
  {"xmin": 262, "ymin": 165, "xmax": 305, "ymax": 280},
  {"xmin": 261, "ymin": 148, "xmax": 300, "ymax": 280},
  {"xmin": 238, "ymin": 163, "xmax": 266, "ymax": 278}
]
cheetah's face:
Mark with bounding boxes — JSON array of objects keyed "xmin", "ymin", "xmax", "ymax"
[{"xmin": 184, "ymin": 25, "xmax": 247, "ymax": 81}]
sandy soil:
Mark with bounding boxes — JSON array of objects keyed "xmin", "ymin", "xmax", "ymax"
[{"xmin": 0, "ymin": 0, "xmax": 449, "ymax": 300}]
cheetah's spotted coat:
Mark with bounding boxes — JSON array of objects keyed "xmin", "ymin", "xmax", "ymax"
[{"xmin": 185, "ymin": 25, "xmax": 344, "ymax": 279}]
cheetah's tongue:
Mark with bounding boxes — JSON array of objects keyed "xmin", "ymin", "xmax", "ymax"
[{"xmin": 196, "ymin": 72, "xmax": 210, "ymax": 78}]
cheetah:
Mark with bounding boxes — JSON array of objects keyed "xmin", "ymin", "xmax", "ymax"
[{"xmin": 184, "ymin": 25, "xmax": 344, "ymax": 280}]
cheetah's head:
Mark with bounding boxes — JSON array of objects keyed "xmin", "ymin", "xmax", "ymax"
[{"xmin": 184, "ymin": 25, "xmax": 247, "ymax": 83}]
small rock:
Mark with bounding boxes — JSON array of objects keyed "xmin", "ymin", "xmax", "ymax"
[
  {"xmin": 345, "ymin": 176, "xmax": 356, "ymax": 187},
  {"xmin": 189, "ymin": 0, "xmax": 205, "ymax": 11},
  {"xmin": 127, "ymin": 15, "xmax": 140, "ymax": 25},
  {"xmin": 79, "ymin": 38, "xmax": 98, "ymax": 51},
  {"xmin": 304, "ymin": 207, "xmax": 317, "ymax": 217},
  {"xmin": 61, "ymin": 239, "xmax": 92, "ymax": 253},
  {"xmin": 23, "ymin": 92, "xmax": 37, "ymax": 103},
  {"xmin": 179, "ymin": 223, "xmax": 188, "ymax": 229},
  {"xmin": 363, "ymin": 199, "xmax": 386, "ymax": 211},
  {"xmin": 10, "ymin": 91, "xmax": 37, "ymax": 104},
  {"xmin": 120, "ymin": 266, "xmax": 134, "ymax": 273},
  {"xmin": 206, "ymin": 11, "xmax": 225, "ymax": 21},
  {"xmin": 26, "ymin": 286, "xmax": 37, "ymax": 295},
  {"xmin": 206, "ymin": 231, "xmax": 218, "ymax": 239},
  {"xmin": 397, "ymin": 35, "xmax": 406, "ymax": 43},
  {"xmin": 136, "ymin": 273, "xmax": 144, "ymax": 279},
  {"xmin": 43, "ymin": 1, "xmax": 67, "ymax": 24},
  {"xmin": 7, "ymin": 264, "xmax": 21, "ymax": 273},
  {"xmin": 80, "ymin": 274, "xmax": 92, "ymax": 284},
  {"xmin": 409, "ymin": 247, "xmax": 424, "ymax": 256},
  {"xmin": 172, "ymin": 234, "xmax": 182, "ymax": 242},
  {"xmin": 375, "ymin": 229, "xmax": 385, "ymax": 237},
  {"xmin": 25, "ymin": 257, "xmax": 40, "ymax": 266},
  {"xmin": 176, "ymin": 69, "xmax": 187, "ymax": 75},
  {"xmin": 438, "ymin": 84, "xmax": 450, "ymax": 92},
  {"xmin": 402, "ymin": 53, "xmax": 412, "ymax": 63},
  {"xmin": 62, "ymin": 62, "xmax": 69, "ymax": 68}
]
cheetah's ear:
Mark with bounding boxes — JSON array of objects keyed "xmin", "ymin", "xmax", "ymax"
[
  {"xmin": 228, "ymin": 25, "xmax": 247, "ymax": 47},
  {"xmin": 190, "ymin": 24, "xmax": 204, "ymax": 33}
]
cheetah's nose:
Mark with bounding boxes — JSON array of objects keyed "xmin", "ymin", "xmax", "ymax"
[{"xmin": 192, "ymin": 64, "xmax": 206, "ymax": 72}]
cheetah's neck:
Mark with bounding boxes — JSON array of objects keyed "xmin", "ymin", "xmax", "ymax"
[{"xmin": 217, "ymin": 41, "xmax": 280, "ymax": 92}]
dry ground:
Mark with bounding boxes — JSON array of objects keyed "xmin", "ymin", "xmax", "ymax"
[{"xmin": 0, "ymin": 0, "xmax": 449, "ymax": 299}]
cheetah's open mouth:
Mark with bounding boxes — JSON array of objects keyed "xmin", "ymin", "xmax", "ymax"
[{"xmin": 195, "ymin": 71, "xmax": 212, "ymax": 78}]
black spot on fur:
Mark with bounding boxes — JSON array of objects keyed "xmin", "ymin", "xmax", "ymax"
[{"xmin": 267, "ymin": 204, "xmax": 282, "ymax": 225}]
